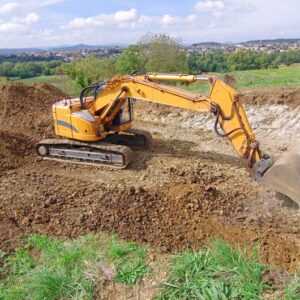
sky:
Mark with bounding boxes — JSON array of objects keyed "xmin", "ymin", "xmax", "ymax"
[{"xmin": 0, "ymin": 0, "xmax": 299, "ymax": 48}]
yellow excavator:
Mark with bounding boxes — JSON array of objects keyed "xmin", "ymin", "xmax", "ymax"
[{"xmin": 36, "ymin": 73, "xmax": 300, "ymax": 205}]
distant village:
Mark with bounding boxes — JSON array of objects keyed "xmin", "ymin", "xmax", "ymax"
[
  {"xmin": 187, "ymin": 39, "xmax": 300, "ymax": 54},
  {"xmin": 0, "ymin": 39, "xmax": 299, "ymax": 63}
]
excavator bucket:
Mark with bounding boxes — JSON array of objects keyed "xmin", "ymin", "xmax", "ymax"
[{"xmin": 261, "ymin": 146, "xmax": 300, "ymax": 206}]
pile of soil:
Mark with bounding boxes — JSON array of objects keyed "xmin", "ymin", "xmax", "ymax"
[
  {"xmin": 240, "ymin": 86, "xmax": 300, "ymax": 107},
  {"xmin": 0, "ymin": 130, "xmax": 34, "ymax": 172},
  {"xmin": 0, "ymin": 82, "xmax": 68, "ymax": 139},
  {"xmin": 0, "ymin": 83, "xmax": 68, "ymax": 172}
]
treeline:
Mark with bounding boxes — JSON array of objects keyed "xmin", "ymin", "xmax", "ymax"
[
  {"xmin": 0, "ymin": 54, "xmax": 63, "ymax": 63},
  {"xmin": 0, "ymin": 61, "xmax": 63, "ymax": 79},
  {"xmin": 63, "ymin": 33, "xmax": 300, "ymax": 88},
  {"xmin": 188, "ymin": 49, "xmax": 300, "ymax": 73}
]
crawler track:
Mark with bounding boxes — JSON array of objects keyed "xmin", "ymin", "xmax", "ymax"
[{"xmin": 36, "ymin": 139, "xmax": 133, "ymax": 168}]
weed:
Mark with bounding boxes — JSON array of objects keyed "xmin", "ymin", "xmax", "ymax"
[
  {"xmin": 211, "ymin": 240, "xmax": 265, "ymax": 297},
  {"xmin": 6, "ymin": 248, "xmax": 35, "ymax": 276},
  {"xmin": 107, "ymin": 236, "xmax": 150, "ymax": 284},
  {"xmin": 156, "ymin": 241, "xmax": 266, "ymax": 300},
  {"xmin": 285, "ymin": 278, "xmax": 300, "ymax": 300},
  {"xmin": 0, "ymin": 234, "xmax": 149, "ymax": 299}
]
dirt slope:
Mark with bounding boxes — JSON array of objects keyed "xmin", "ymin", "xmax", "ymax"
[
  {"xmin": 0, "ymin": 83, "xmax": 299, "ymax": 272},
  {"xmin": 0, "ymin": 82, "xmax": 67, "ymax": 172}
]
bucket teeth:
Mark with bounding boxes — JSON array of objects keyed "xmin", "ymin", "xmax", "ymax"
[{"xmin": 261, "ymin": 147, "xmax": 300, "ymax": 207}]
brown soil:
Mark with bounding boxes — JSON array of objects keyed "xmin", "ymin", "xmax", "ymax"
[
  {"xmin": 0, "ymin": 83, "xmax": 299, "ymax": 272},
  {"xmin": 0, "ymin": 82, "xmax": 67, "ymax": 139},
  {"xmin": 240, "ymin": 85, "xmax": 300, "ymax": 107},
  {"xmin": 0, "ymin": 82, "xmax": 67, "ymax": 172}
]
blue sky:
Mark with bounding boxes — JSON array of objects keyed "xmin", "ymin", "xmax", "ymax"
[{"xmin": 0, "ymin": 0, "xmax": 299, "ymax": 48}]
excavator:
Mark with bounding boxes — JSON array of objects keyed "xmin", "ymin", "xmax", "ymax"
[{"xmin": 36, "ymin": 73, "xmax": 300, "ymax": 206}]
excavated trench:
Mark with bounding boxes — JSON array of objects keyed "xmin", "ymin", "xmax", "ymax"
[{"xmin": 0, "ymin": 82, "xmax": 299, "ymax": 271}]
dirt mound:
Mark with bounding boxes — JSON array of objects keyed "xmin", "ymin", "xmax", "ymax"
[
  {"xmin": 0, "ymin": 159, "xmax": 299, "ymax": 271},
  {"xmin": 240, "ymin": 86, "xmax": 300, "ymax": 107},
  {"xmin": 0, "ymin": 82, "xmax": 68, "ymax": 172},
  {"xmin": 0, "ymin": 130, "xmax": 34, "ymax": 172},
  {"xmin": 0, "ymin": 82, "xmax": 68, "ymax": 140}
]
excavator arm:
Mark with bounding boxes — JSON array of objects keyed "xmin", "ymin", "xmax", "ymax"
[{"xmin": 89, "ymin": 73, "xmax": 274, "ymax": 179}]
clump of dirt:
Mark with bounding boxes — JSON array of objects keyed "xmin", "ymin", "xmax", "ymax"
[
  {"xmin": 0, "ymin": 82, "xmax": 68, "ymax": 140},
  {"xmin": 0, "ymin": 130, "xmax": 34, "ymax": 172}
]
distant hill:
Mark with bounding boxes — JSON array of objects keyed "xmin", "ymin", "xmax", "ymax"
[
  {"xmin": 0, "ymin": 44, "xmax": 123, "ymax": 55},
  {"xmin": 48, "ymin": 44, "xmax": 122, "ymax": 51},
  {"xmin": 191, "ymin": 42, "xmax": 223, "ymax": 47},
  {"xmin": 0, "ymin": 48, "xmax": 45, "ymax": 55},
  {"xmin": 190, "ymin": 38, "xmax": 300, "ymax": 48},
  {"xmin": 242, "ymin": 38, "xmax": 300, "ymax": 45}
]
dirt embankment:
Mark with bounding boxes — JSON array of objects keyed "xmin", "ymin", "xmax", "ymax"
[
  {"xmin": 240, "ymin": 85, "xmax": 300, "ymax": 107},
  {"xmin": 0, "ymin": 83, "xmax": 299, "ymax": 272},
  {"xmin": 0, "ymin": 83, "xmax": 68, "ymax": 171}
]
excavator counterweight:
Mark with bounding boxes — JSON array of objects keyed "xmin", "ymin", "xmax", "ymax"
[{"xmin": 37, "ymin": 73, "xmax": 300, "ymax": 206}]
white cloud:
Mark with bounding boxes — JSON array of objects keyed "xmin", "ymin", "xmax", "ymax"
[
  {"xmin": 186, "ymin": 14, "xmax": 198, "ymax": 23},
  {"xmin": 161, "ymin": 14, "xmax": 178, "ymax": 26},
  {"xmin": 195, "ymin": 1, "xmax": 225, "ymax": 11},
  {"xmin": 0, "ymin": 0, "xmax": 65, "ymax": 14},
  {"xmin": 65, "ymin": 8, "xmax": 139, "ymax": 29},
  {"xmin": 0, "ymin": 21, "xmax": 17, "ymax": 31},
  {"xmin": 36, "ymin": 0, "xmax": 65, "ymax": 6},
  {"xmin": 0, "ymin": 2, "xmax": 19, "ymax": 15},
  {"xmin": 24, "ymin": 12, "xmax": 40, "ymax": 23},
  {"xmin": 114, "ymin": 8, "xmax": 137, "ymax": 22},
  {"xmin": 65, "ymin": 8, "xmax": 200, "ymax": 31},
  {"xmin": 0, "ymin": 11, "xmax": 39, "ymax": 31}
]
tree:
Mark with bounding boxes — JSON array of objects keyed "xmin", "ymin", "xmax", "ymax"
[
  {"xmin": 63, "ymin": 55, "xmax": 117, "ymax": 88},
  {"xmin": 116, "ymin": 45, "xmax": 145, "ymax": 75},
  {"xmin": 139, "ymin": 33, "xmax": 188, "ymax": 73}
]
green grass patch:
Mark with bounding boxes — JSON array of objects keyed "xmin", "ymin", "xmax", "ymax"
[
  {"xmin": 1, "ymin": 236, "xmax": 299, "ymax": 299},
  {"xmin": 19, "ymin": 75, "xmax": 82, "ymax": 96},
  {"xmin": 156, "ymin": 240, "xmax": 299, "ymax": 300},
  {"xmin": 0, "ymin": 234, "xmax": 149, "ymax": 300},
  {"xmin": 285, "ymin": 278, "xmax": 300, "ymax": 300},
  {"xmin": 14, "ymin": 65, "xmax": 300, "ymax": 98},
  {"xmin": 107, "ymin": 236, "xmax": 150, "ymax": 285},
  {"xmin": 185, "ymin": 64, "xmax": 300, "ymax": 94}
]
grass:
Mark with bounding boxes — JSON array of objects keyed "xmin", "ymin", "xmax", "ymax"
[
  {"xmin": 0, "ymin": 236, "xmax": 299, "ymax": 299},
  {"xmin": 0, "ymin": 234, "xmax": 149, "ymax": 300},
  {"xmin": 19, "ymin": 75, "xmax": 82, "ymax": 96},
  {"xmin": 156, "ymin": 240, "xmax": 299, "ymax": 300},
  {"xmin": 107, "ymin": 237, "xmax": 150, "ymax": 285},
  {"xmin": 185, "ymin": 64, "xmax": 300, "ymax": 94},
  {"xmin": 14, "ymin": 64, "xmax": 300, "ymax": 97}
]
